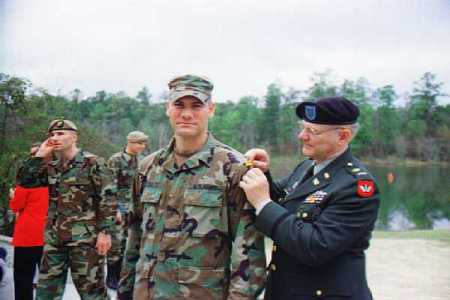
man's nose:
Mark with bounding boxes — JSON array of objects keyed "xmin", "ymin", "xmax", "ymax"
[
  {"xmin": 180, "ymin": 108, "xmax": 194, "ymax": 118},
  {"xmin": 298, "ymin": 130, "xmax": 307, "ymax": 140}
]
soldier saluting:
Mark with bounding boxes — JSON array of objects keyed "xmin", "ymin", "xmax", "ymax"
[
  {"xmin": 241, "ymin": 97, "xmax": 380, "ymax": 300},
  {"xmin": 17, "ymin": 119, "xmax": 116, "ymax": 300}
]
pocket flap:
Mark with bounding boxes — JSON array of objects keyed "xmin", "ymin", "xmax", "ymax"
[
  {"xmin": 177, "ymin": 266, "xmax": 225, "ymax": 285},
  {"xmin": 141, "ymin": 185, "xmax": 162, "ymax": 203},
  {"xmin": 184, "ymin": 188, "xmax": 222, "ymax": 208}
]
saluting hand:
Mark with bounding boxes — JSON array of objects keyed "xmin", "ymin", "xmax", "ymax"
[
  {"xmin": 244, "ymin": 148, "xmax": 270, "ymax": 173},
  {"xmin": 239, "ymin": 168, "xmax": 271, "ymax": 209},
  {"xmin": 35, "ymin": 138, "xmax": 55, "ymax": 158},
  {"xmin": 96, "ymin": 232, "xmax": 112, "ymax": 256}
]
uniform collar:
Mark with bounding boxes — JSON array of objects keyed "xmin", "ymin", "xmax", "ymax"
[
  {"xmin": 159, "ymin": 133, "xmax": 217, "ymax": 173},
  {"xmin": 122, "ymin": 147, "xmax": 137, "ymax": 160},
  {"xmin": 49, "ymin": 149, "xmax": 86, "ymax": 171},
  {"xmin": 313, "ymin": 146, "xmax": 348, "ymax": 175},
  {"xmin": 282, "ymin": 147, "xmax": 353, "ymax": 203}
]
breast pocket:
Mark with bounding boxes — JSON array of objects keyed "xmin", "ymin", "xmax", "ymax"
[
  {"xmin": 183, "ymin": 187, "xmax": 224, "ymax": 238},
  {"xmin": 140, "ymin": 185, "xmax": 162, "ymax": 232},
  {"xmin": 64, "ymin": 177, "xmax": 92, "ymax": 213}
]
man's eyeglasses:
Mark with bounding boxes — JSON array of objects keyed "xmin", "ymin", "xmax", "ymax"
[{"xmin": 298, "ymin": 122, "xmax": 343, "ymax": 136}]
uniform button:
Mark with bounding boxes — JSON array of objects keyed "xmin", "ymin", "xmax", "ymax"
[
  {"xmin": 316, "ymin": 290, "xmax": 322, "ymax": 296},
  {"xmin": 296, "ymin": 212, "xmax": 301, "ymax": 218},
  {"xmin": 270, "ymin": 264, "xmax": 276, "ymax": 271},
  {"xmin": 272, "ymin": 245, "xmax": 277, "ymax": 252},
  {"xmin": 302, "ymin": 212, "xmax": 308, "ymax": 218}
]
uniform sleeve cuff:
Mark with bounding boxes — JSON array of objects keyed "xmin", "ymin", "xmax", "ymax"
[{"xmin": 255, "ymin": 198, "xmax": 273, "ymax": 215}]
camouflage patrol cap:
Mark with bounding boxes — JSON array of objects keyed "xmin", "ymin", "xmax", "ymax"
[
  {"xmin": 48, "ymin": 119, "xmax": 78, "ymax": 133},
  {"xmin": 127, "ymin": 131, "xmax": 148, "ymax": 143},
  {"xmin": 168, "ymin": 74, "xmax": 214, "ymax": 103}
]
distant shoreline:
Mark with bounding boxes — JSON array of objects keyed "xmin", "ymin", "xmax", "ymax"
[
  {"xmin": 363, "ymin": 158, "xmax": 450, "ymax": 167},
  {"xmin": 373, "ymin": 229, "xmax": 450, "ymax": 244}
]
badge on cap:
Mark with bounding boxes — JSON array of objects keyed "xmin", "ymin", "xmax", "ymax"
[
  {"xmin": 357, "ymin": 180, "xmax": 375, "ymax": 197},
  {"xmin": 305, "ymin": 105, "xmax": 316, "ymax": 121}
]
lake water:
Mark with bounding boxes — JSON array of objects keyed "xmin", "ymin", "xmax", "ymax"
[
  {"xmin": 370, "ymin": 165, "xmax": 450, "ymax": 231},
  {"xmin": 271, "ymin": 159, "xmax": 450, "ymax": 231}
]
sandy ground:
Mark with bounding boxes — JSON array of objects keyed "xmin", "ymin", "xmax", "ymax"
[
  {"xmin": 60, "ymin": 238, "xmax": 450, "ymax": 300},
  {"xmin": 367, "ymin": 238, "xmax": 450, "ymax": 300}
]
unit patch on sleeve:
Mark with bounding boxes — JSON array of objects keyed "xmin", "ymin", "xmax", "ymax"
[{"xmin": 357, "ymin": 180, "xmax": 375, "ymax": 197}]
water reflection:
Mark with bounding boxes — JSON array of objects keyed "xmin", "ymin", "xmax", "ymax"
[
  {"xmin": 387, "ymin": 210, "xmax": 415, "ymax": 231},
  {"xmin": 370, "ymin": 165, "xmax": 450, "ymax": 231}
]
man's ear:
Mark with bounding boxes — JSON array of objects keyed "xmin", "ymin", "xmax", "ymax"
[
  {"xmin": 208, "ymin": 101, "xmax": 215, "ymax": 118},
  {"xmin": 338, "ymin": 128, "xmax": 352, "ymax": 144},
  {"xmin": 165, "ymin": 101, "xmax": 171, "ymax": 117},
  {"xmin": 73, "ymin": 132, "xmax": 79, "ymax": 143}
]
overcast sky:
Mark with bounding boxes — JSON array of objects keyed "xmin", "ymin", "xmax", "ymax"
[{"xmin": 1, "ymin": 0, "xmax": 449, "ymax": 103}]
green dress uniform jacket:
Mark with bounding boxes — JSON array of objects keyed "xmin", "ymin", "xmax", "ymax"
[{"xmin": 256, "ymin": 148, "xmax": 380, "ymax": 300}]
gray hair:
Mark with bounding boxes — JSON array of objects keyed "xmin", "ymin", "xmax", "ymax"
[{"xmin": 343, "ymin": 122, "xmax": 360, "ymax": 139}]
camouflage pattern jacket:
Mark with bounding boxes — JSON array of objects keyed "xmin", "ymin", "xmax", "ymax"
[
  {"xmin": 124, "ymin": 134, "xmax": 266, "ymax": 300},
  {"xmin": 107, "ymin": 149, "xmax": 141, "ymax": 213},
  {"xmin": 16, "ymin": 150, "xmax": 116, "ymax": 244}
]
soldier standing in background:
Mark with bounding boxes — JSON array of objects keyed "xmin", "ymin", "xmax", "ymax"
[
  {"xmin": 118, "ymin": 74, "xmax": 266, "ymax": 300},
  {"xmin": 16, "ymin": 119, "xmax": 117, "ymax": 300},
  {"xmin": 106, "ymin": 131, "xmax": 148, "ymax": 290}
]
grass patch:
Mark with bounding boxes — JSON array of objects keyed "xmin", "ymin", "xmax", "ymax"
[{"xmin": 373, "ymin": 229, "xmax": 450, "ymax": 243}]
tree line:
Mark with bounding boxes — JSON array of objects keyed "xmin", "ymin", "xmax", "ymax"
[{"xmin": 1, "ymin": 71, "xmax": 449, "ymax": 212}]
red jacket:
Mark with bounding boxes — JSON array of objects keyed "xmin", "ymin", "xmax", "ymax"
[{"xmin": 9, "ymin": 185, "xmax": 49, "ymax": 247}]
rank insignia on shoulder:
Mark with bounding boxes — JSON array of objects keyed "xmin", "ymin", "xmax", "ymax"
[
  {"xmin": 244, "ymin": 160, "xmax": 254, "ymax": 168},
  {"xmin": 305, "ymin": 190, "xmax": 327, "ymax": 203},
  {"xmin": 357, "ymin": 180, "xmax": 375, "ymax": 197}
]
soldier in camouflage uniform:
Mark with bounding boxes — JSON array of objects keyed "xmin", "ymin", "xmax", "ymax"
[
  {"xmin": 106, "ymin": 131, "xmax": 148, "ymax": 290},
  {"xmin": 117, "ymin": 75, "xmax": 266, "ymax": 300},
  {"xmin": 16, "ymin": 119, "xmax": 116, "ymax": 300}
]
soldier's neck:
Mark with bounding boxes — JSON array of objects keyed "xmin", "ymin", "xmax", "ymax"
[
  {"xmin": 173, "ymin": 133, "xmax": 208, "ymax": 165},
  {"xmin": 60, "ymin": 146, "xmax": 79, "ymax": 162},
  {"xmin": 125, "ymin": 146, "xmax": 138, "ymax": 156}
]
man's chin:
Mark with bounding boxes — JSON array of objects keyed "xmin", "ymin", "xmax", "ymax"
[{"xmin": 302, "ymin": 147, "xmax": 311, "ymax": 157}]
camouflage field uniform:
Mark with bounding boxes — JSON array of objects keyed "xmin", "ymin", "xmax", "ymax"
[
  {"xmin": 119, "ymin": 134, "xmax": 266, "ymax": 300},
  {"xmin": 107, "ymin": 149, "xmax": 141, "ymax": 263},
  {"xmin": 17, "ymin": 150, "xmax": 116, "ymax": 300}
]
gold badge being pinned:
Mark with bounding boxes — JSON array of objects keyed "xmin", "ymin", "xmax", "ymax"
[{"xmin": 244, "ymin": 160, "xmax": 254, "ymax": 168}]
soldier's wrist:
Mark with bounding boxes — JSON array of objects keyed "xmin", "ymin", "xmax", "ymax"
[{"xmin": 255, "ymin": 198, "xmax": 272, "ymax": 215}]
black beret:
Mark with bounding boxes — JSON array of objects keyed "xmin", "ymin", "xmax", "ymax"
[{"xmin": 296, "ymin": 97, "xmax": 360, "ymax": 125}]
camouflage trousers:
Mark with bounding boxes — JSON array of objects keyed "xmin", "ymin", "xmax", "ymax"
[
  {"xmin": 36, "ymin": 241, "xmax": 107, "ymax": 300},
  {"xmin": 117, "ymin": 219, "xmax": 139, "ymax": 300},
  {"xmin": 108, "ymin": 215, "xmax": 129, "ymax": 265}
]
